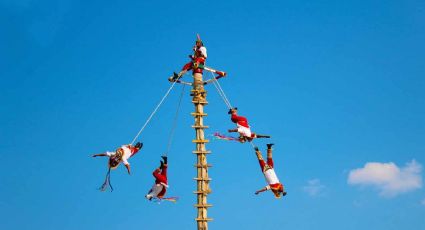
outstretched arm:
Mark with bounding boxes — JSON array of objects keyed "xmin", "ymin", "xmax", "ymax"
[
  {"xmin": 124, "ymin": 164, "xmax": 131, "ymax": 175},
  {"xmin": 92, "ymin": 153, "xmax": 108, "ymax": 157},
  {"xmin": 255, "ymin": 187, "xmax": 268, "ymax": 195}
]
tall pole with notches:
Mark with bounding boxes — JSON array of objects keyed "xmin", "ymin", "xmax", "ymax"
[
  {"xmin": 171, "ymin": 35, "xmax": 226, "ymax": 230},
  {"xmin": 191, "ymin": 70, "xmax": 212, "ymax": 230}
]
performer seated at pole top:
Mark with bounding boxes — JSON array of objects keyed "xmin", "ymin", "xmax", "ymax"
[
  {"xmin": 228, "ymin": 107, "xmax": 271, "ymax": 143},
  {"xmin": 92, "ymin": 142, "xmax": 143, "ymax": 174},
  {"xmin": 169, "ymin": 36, "xmax": 208, "ymax": 82},
  {"xmin": 254, "ymin": 144, "xmax": 287, "ymax": 198},
  {"xmin": 145, "ymin": 156, "xmax": 169, "ymax": 201}
]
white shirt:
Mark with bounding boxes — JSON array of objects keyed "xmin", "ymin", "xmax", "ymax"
[
  {"xmin": 198, "ymin": 46, "xmax": 207, "ymax": 58},
  {"xmin": 237, "ymin": 124, "xmax": 252, "ymax": 137},
  {"xmin": 106, "ymin": 145, "xmax": 133, "ymax": 165},
  {"xmin": 264, "ymin": 168, "xmax": 280, "ymax": 185}
]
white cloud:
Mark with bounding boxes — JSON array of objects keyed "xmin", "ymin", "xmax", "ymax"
[
  {"xmin": 348, "ymin": 160, "xmax": 422, "ymax": 197},
  {"xmin": 303, "ymin": 179, "xmax": 325, "ymax": 197}
]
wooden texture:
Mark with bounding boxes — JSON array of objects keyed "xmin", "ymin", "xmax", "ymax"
[
  {"xmin": 191, "ymin": 125, "xmax": 210, "ymax": 129},
  {"xmin": 192, "ymin": 72, "xmax": 211, "ymax": 230}
]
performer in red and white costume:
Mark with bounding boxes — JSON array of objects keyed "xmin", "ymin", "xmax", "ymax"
[
  {"xmin": 228, "ymin": 107, "xmax": 270, "ymax": 142},
  {"xmin": 254, "ymin": 144, "xmax": 287, "ymax": 198},
  {"xmin": 169, "ymin": 37, "xmax": 208, "ymax": 81},
  {"xmin": 92, "ymin": 142, "xmax": 143, "ymax": 174},
  {"xmin": 146, "ymin": 156, "xmax": 169, "ymax": 200}
]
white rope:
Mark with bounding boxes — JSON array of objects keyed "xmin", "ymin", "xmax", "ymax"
[
  {"xmin": 209, "ymin": 71, "xmax": 257, "ymax": 130},
  {"xmin": 249, "ymin": 141, "xmax": 256, "ymax": 149},
  {"xmin": 214, "ymin": 75, "xmax": 232, "ymax": 108},
  {"xmin": 165, "ymin": 85, "xmax": 186, "ymax": 156},
  {"xmin": 212, "ymin": 80, "xmax": 231, "ymax": 109},
  {"xmin": 210, "ymin": 72, "xmax": 232, "ymax": 109},
  {"xmin": 206, "ymin": 72, "xmax": 259, "ymax": 149},
  {"xmin": 209, "ymin": 71, "xmax": 232, "ymax": 109},
  {"xmin": 130, "ymin": 81, "xmax": 178, "ymax": 145}
]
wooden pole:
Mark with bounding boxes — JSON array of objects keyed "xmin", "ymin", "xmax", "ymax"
[{"xmin": 192, "ymin": 72, "xmax": 212, "ymax": 230}]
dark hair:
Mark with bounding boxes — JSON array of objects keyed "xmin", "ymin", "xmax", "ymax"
[
  {"xmin": 135, "ymin": 142, "xmax": 143, "ymax": 149},
  {"xmin": 227, "ymin": 107, "xmax": 238, "ymax": 114},
  {"xmin": 109, "ymin": 157, "xmax": 120, "ymax": 168}
]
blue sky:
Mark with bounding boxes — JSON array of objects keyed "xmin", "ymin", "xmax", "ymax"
[{"xmin": 1, "ymin": 0, "xmax": 424, "ymax": 229}]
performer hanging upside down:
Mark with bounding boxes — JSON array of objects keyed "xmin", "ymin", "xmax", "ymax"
[
  {"xmin": 146, "ymin": 156, "xmax": 169, "ymax": 201},
  {"xmin": 228, "ymin": 107, "xmax": 271, "ymax": 143},
  {"xmin": 92, "ymin": 142, "xmax": 143, "ymax": 174},
  {"xmin": 169, "ymin": 36, "xmax": 208, "ymax": 82},
  {"xmin": 254, "ymin": 144, "xmax": 287, "ymax": 198}
]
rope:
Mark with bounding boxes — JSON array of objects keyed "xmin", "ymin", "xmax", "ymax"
[
  {"xmin": 99, "ymin": 168, "xmax": 113, "ymax": 192},
  {"xmin": 249, "ymin": 141, "xmax": 257, "ymax": 149},
  {"xmin": 164, "ymin": 85, "xmax": 186, "ymax": 156},
  {"xmin": 209, "ymin": 71, "xmax": 232, "ymax": 109},
  {"xmin": 214, "ymin": 76, "xmax": 232, "ymax": 108},
  {"xmin": 209, "ymin": 71, "xmax": 259, "ymax": 131},
  {"xmin": 213, "ymin": 80, "xmax": 231, "ymax": 109},
  {"xmin": 206, "ymin": 73, "xmax": 263, "ymax": 149},
  {"xmin": 131, "ymin": 81, "xmax": 178, "ymax": 145},
  {"xmin": 212, "ymin": 77, "xmax": 232, "ymax": 108}
]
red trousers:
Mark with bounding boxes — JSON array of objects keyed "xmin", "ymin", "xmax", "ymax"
[
  {"xmin": 181, "ymin": 57, "xmax": 205, "ymax": 74},
  {"xmin": 152, "ymin": 165, "xmax": 168, "ymax": 198},
  {"xmin": 258, "ymin": 157, "xmax": 274, "ymax": 171}
]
